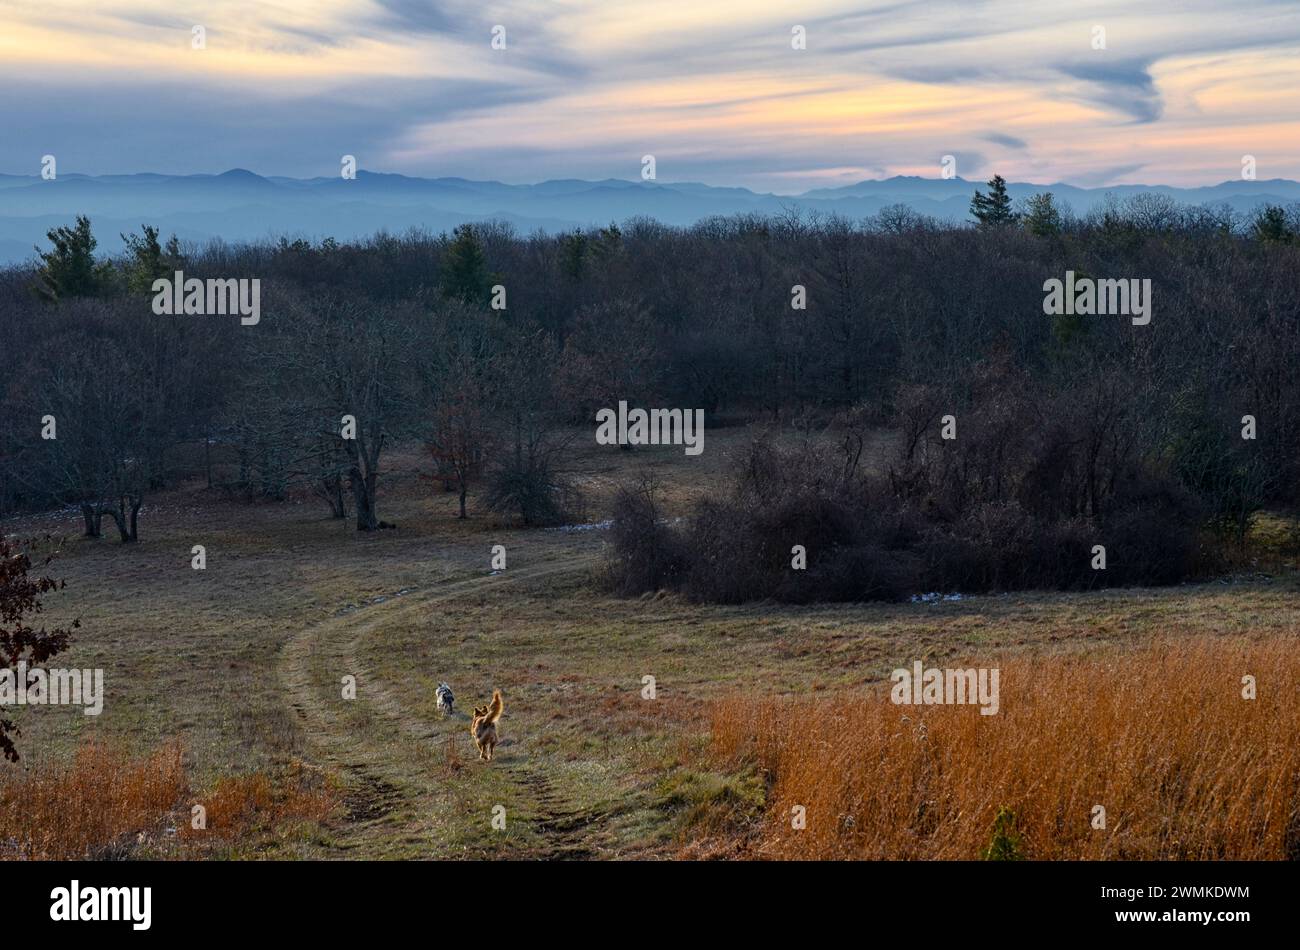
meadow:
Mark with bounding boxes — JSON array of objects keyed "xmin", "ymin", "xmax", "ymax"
[{"xmin": 2, "ymin": 423, "xmax": 1296, "ymax": 859}]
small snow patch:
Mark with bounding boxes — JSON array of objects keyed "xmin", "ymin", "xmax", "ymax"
[
  {"xmin": 546, "ymin": 519, "xmax": 613, "ymax": 533},
  {"xmin": 910, "ymin": 591, "xmax": 964, "ymax": 604}
]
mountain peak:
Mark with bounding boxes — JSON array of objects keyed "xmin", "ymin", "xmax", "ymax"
[{"xmin": 217, "ymin": 168, "xmax": 266, "ymax": 181}]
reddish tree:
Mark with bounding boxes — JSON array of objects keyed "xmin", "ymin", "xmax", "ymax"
[
  {"xmin": 427, "ymin": 374, "xmax": 493, "ymax": 520},
  {"xmin": 0, "ymin": 536, "xmax": 78, "ymax": 762}
]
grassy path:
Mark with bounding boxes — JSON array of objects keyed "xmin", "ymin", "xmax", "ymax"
[{"xmin": 278, "ymin": 544, "xmax": 611, "ymax": 858}]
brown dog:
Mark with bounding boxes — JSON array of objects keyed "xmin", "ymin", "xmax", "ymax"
[{"xmin": 470, "ymin": 690, "xmax": 503, "ymax": 761}]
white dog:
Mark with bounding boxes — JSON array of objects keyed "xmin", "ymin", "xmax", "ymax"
[{"xmin": 435, "ymin": 682, "xmax": 455, "ymax": 717}]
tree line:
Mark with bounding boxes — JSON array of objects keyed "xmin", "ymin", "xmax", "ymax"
[{"xmin": 1, "ymin": 184, "xmax": 1297, "ymax": 574}]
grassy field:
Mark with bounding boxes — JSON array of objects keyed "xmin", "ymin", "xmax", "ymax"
[
  {"xmin": 709, "ymin": 637, "xmax": 1300, "ymax": 859},
  {"xmin": 3, "ymin": 424, "xmax": 1298, "ymax": 859}
]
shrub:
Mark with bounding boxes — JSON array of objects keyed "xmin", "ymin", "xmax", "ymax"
[
  {"xmin": 607, "ymin": 366, "xmax": 1215, "ymax": 603},
  {"xmin": 481, "ymin": 449, "xmax": 582, "ymax": 526},
  {"xmin": 604, "ymin": 477, "xmax": 688, "ymax": 595}
]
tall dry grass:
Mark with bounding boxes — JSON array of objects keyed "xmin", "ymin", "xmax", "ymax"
[
  {"xmin": 0, "ymin": 741, "xmax": 186, "ymax": 860},
  {"xmin": 709, "ymin": 637, "xmax": 1300, "ymax": 859},
  {"xmin": 176, "ymin": 759, "xmax": 336, "ymax": 842},
  {"xmin": 0, "ymin": 742, "xmax": 337, "ymax": 860}
]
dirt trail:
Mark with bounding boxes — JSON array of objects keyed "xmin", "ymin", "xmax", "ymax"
[
  {"xmin": 509, "ymin": 765, "xmax": 603, "ymax": 860},
  {"xmin": 278, "ymin": 542, "xmax": 602, "ymax": 857}
]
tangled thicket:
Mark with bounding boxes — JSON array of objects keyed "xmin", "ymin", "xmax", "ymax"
[{"xmin": 607, "ymin": 355, "xmax": 1227, "ymax": 600}]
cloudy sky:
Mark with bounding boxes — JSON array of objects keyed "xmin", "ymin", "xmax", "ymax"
[{"xmin": 3, "ymin": 0, "xmax": 1299, "ymax": 192}]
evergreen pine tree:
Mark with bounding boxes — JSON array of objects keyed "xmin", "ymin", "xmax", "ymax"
[
  {"xmin": 440, "ymin": 225, "xmax": 492, "ymax": 303},
  {"xmin": 970, "ymin": 174, "xmax": 1017, "ymax": 227},
  {"xmin": 121, "ymin": 225, "xmax": 164, "ymax": 294},
  {"xmin": 1022, "ymin": 192, "xmax": 1062, "ymax": 236},
  {"xmin": 1251, "ymin": 205, "xmax": 1295, "ymax": 244},
  {"xmin": 35, "ymin": 215, "xmax": 110, "ymax": 301}
]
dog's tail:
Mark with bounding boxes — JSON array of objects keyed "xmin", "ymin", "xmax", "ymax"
[{"xmin": 485, "ymin": 689, "xmax": 503, "ymax": 723}]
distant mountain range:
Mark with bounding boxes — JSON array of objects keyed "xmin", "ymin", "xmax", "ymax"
[{"xmin": 2, "ymin": 169, "xmax": 1297, "ymax": 264}]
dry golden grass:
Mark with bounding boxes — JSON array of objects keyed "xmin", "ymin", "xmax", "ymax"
[
  {"xmin": 179, "ymin": 759, "xmax": 337, "ymax": 844},
  {"xmin": 0, "ymin": 740, "xmax": 186, "ymax": 860},
  {"xmin": 707, "ymin": 636, "xmax": 1300, "ymax": 860},
  {"xmin": 0, "ymin": 741, "xmax": 337, "ymax": 860}
]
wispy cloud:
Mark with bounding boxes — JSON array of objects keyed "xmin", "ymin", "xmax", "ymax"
[
  {"xmin": 0, "ymin": 0, "xmax": 1297, "ymax": 189},
  {"xmin": 1059, "ymin": 59, "xmax": 1164, "ymax": 124},
  {"xmin": 982, "ymin": 133, "xmax": 1028, "ymax": 150}
]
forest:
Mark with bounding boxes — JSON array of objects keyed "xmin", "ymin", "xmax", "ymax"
[{"xmin": 2, "ymin": 190, "xmax": 1297, "ymax": 599}]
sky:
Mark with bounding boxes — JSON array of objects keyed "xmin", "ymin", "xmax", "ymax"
[{"xmin": 3, "ymin": 0, "xmax": 1299, "ymax": 192}]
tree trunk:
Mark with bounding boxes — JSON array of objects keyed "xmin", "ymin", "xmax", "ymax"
[
  {"xmin": 513, "ymin": 412, "xmax": 523, "ymax": 468},
  {"xmin": 350, "ymin": 468, "xmax": 379, "ymax": 531},
  {"xmin": 323, "ymin": 475, "xmax": 346, "ymax": 518},
  {"xmin": 458, "ymin": 482, "xmax": 468, "ymax": 519},
  {"xmin": 80, "ymin": 503, "xmax": 101, "ymax": 538},
  {"xmin": 106, "ymin": 500, "xmax": 131, "ymax": 543},
  {"xmin": 150, "ymin": 447, "xmax": 166, "ymax": 489}
]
